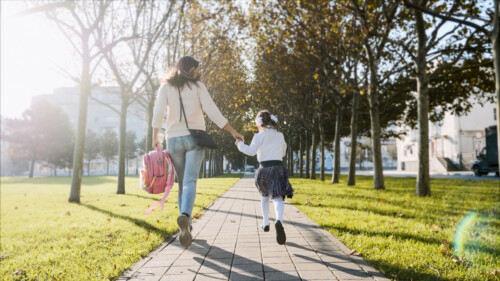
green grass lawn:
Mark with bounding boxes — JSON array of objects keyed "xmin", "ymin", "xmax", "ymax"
[
  {"xmin": 0, "ymin": 174, "xmax": 242, "ymax": 281},
  {"xmin": 288, "ymin": 175, "xmax": 500, "ymax": 281}
]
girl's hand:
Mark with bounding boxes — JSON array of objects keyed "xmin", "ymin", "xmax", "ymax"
[
  {"xmin": 232, "ymin": 131, "xmax": 244, "ymax": 142},
  {"xmin": 235, "ymin": 139, "xmax": 242, "ymax": 146}
]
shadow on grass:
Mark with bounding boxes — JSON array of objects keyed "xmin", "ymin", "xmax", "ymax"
[
  {"xmin": 1, "ymin": 176, "xmax": 116, "ymax": 186},
  {"xmin": 122, "ymin": 193, "xmax": 163, "ymax": 202},
  {"xmin": 322, "ymin": 224, "xmax": 443, "ymax": 246},
  {"xmin": 369, "ymin": 258, "xmax": 448, "ymax": 281},
  {"xmin": 81, "ymin": 203, "xmax": 171, "ymax": 238}
]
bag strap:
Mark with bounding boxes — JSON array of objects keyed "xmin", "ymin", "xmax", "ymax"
[{"xmin": 178, "ymin": 87, "xmax": 190, "ymax": 129}]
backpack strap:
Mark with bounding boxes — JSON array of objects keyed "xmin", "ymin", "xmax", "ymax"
[{"xmin": 178, "ymin": 87, "xmax": 190, "ymax": 129}]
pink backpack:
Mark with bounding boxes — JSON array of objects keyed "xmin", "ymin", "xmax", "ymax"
[{"xmin": 140, "ymin": 145, "xmax": 175, "ymax": 215}]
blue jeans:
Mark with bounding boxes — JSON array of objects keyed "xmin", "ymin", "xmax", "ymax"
[{"xmin": 167, "ymin": 135, "xmax": 204, "ymax": 216}]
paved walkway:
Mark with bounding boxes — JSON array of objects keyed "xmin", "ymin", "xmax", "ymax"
[{"xmin": 119, "ymin": 177, "xmax": 389, "ymax": 281}]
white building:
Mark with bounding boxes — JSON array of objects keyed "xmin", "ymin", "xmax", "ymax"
[
  {"xmin": 26, "ymin": 87, "xmax": 148, "ymax": 176},
  {"xmin": 397, "ymin": 99, "xmax": 497, "ymax": 172}
]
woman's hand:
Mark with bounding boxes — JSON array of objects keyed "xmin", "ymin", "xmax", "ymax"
[
  {"xmin": 232, "ymin": 131, "xmax": 244, "ymax": 142},
  {"xmin": 153, "ymin": 140, "xmax": 162, "ymax": 149}
]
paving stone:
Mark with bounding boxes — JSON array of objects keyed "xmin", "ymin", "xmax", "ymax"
[
  {"xmin": 331, "ymin": 269, "xmax": 372, "ymax": 280},
  {"xmin": 159, "ymin": 273, "xmax": 196, "ymax": 281},
  {"xmin": 298, "ymin": 270, "xmax": 337, "ymax": 280},
  {"xmin": 264, "ymin": 271, "xmax": 301, "ymax": 281}
]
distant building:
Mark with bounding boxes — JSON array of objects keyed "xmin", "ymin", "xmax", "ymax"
[
  {"xmin": 27, "ymin": 86, "xmax": 148, "ymax": 176},
  {"xmin": 397, "ymin": 99, "xmax": 497, "ymax": 172},
  {"xmin": 294, "ymin": 134, "xmax": 397, "ymax": 173}
]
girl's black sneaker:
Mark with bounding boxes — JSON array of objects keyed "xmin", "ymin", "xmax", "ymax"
[
  {"xmin": 262, "ymin": 225, "xmax": 270, "ymax": 232},
  {"xmin": 275, "ymin": 221, "xmax": 286, "ymax": 245}
]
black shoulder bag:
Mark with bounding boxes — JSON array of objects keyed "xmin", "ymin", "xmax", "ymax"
[{"xmin": 178, "ymin": 87, "xmax": 218, "ymax": 149}]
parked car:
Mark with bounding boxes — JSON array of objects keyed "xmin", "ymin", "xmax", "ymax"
[{"xmin": 472, "ymin": 125, "xmax": 499, "ymax": 176}]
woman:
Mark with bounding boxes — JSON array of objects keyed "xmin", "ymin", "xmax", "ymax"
[{"xmin": 152, "ymin": 56, "xmax": 243, "ymax": 248}]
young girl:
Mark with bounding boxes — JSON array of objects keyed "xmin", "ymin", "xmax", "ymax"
[{"xmin": 235, "ymin": 110, "xmax": 294, "ymax": 245}]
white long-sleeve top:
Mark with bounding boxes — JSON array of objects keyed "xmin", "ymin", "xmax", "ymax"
[
  {"xmin": 152, "ymin": 81, "xmax": 228, "ymax": 138},
  {"xmin": 237, "ymin": 128, "xmax": 287, "ymax": 162}
]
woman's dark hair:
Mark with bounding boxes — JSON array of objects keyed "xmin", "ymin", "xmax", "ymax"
[
  {"xmin": 257, "ymin": 110, "xmax": 279, "ymax": 131},
  {"xmin": 162, "ymin": 56, "xmax": 200, "ymax": 88}
]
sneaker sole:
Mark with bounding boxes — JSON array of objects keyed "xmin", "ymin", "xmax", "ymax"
[
  {"xmin": 275, "ymin": 222, "xmax": 286, "ymax": 245},
  {"xmin": 177, "ymin": 215, "xmax": 192, "ymax": 248}
]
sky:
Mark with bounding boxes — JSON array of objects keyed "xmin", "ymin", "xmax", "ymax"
[{"xmin": 1, "ymin": 1, "xmax": 76, "ymax": 119}]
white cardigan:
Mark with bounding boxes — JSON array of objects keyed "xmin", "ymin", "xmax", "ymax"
[
  {"xmin": 237, "ymin": 128, "xmax": 287, "ymax": 162},
  {"xmin": 152, "ymin": 81, "xmax": 228, "ymax": 138}
]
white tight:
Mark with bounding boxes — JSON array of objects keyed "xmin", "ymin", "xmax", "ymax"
[{"xmin": 261, "ymin": 196, "xmax": 284, "ymax": 226}]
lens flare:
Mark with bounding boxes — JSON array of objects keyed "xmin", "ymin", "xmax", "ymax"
[
  {"xmin": 453, "ymin": 211, "xmax": 478, "ymax": 257},
  {"xmin": 452, "ymin": 208, "xmax": 500, "ymax": 269}
]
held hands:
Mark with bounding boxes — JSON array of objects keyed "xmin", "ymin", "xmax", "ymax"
[{"xmin": 232, "ymin": 131, "xmax": 244, "ymax": 143}]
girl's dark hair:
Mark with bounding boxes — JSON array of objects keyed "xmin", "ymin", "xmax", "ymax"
[
  {"xmin": 257, "ymin": 110, "xmax": 279, "ymax": 130},
  {"xmin": 162, "ymin": 56, "xmax": 200, "ymax": 88}
]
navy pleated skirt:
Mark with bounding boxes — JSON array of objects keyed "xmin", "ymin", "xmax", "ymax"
[{"xmin": 255, "ymin": 166, "xmax": 294, "ymax": 199}]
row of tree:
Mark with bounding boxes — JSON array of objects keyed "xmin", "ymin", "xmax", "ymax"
[
  {"xmin": 15, "ymin": 0, "xmax": 497, "ymax": 202},
  {"xmin": 242, "ymin": 0, "xmax": 497, "ymax": 196}
]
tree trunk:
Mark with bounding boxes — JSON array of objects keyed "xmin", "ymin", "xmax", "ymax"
[
  {"xmin": 299, "ymin": 134, "xmax": 304, "ymax": 178},
  {"xmin": 305, "ymin": 131, "xmax": 310, "ymax": 178},
  {"xmin": 208, "ymin": 150, "xmax": 213, "ymax": 177},
  {"xmin": 117, "ymin": 98, "xmax": 128, "ymax": 194},
  {"xmin": 69, "ymin": 33, "xmax": 91, "ymax": 203},
  {"xmin": 415, "ymin": 8, "xmax": 431, "ymax": 196},
  {"xmin": 491, "ymin": 12, "xmax": 500, "ymax": 171},
  {"xmin": 29, "ymin": 157, "xmax": 35, "ymax": 178},
  {"xmin": 289, "ymin": 138, "xmax": 294, "ymax": 176},
  {"xmin": 311, "ymin": 128, "xmax": 317, "ymax": 180},
  {"xmin": 203, "ymin": 151, "xmax": 207, "ymax": 178},
  {"xmin": 106, "ymin": 159, "xmax": 110, "ymax": 176},
  {"xmin": 366, "ymin": 59, "xmax": 385, "ymax": 190},
  {"xmin": 332, "ymin": 108, "xmax": 343, "ymax": 183},
  {"xmin": 146, "ymin": 97, "xmax": 155, "ymax": 151},
  {"xmin": 87, "ymin": 161, "xmax": 91, "ymax": 176},
  {"xmin": 320, "ymin": 124, "xmax": 325, "ymax": 181},
  {"xmin": 348, "ymin": 91, "xmax": 360, "ymax": 186},
  {"xmin": 54, "ymin": 168, "xmax": 57, "ymax": 177},
  {"xmin": 126, "ymin": 158, "xmax": 129, "ymax": 176}
]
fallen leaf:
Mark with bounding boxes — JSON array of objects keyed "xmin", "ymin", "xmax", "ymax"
[
  {"xmin": 71, "ymin": 227, "xmax": 79, "ymax": 230},
  {"xmin": 67, "ymin": 237, "xmax": 71, "ymax": 240},
  {"xmin": 389, "ymin": 221, "xmax": 395, "ymax": 224},
  {"xmin": 14, "ymin": 206, "xmax": 18, "ymax": 210},
  {"xmin": 318, "ymin": 203, "xmax": 322, "ymax": 207},
  {"xmin": 379, "ymin": 199, "xmax": 384, "ymax": 203},
  {"xmin": 56, "ymin": 274, "xmax": 65, "ymax": 280},
  {"xmin": 193, "ymin": 214, "xmax": 201, "ymax": 219},
  {"xmin": 85, "ymin": 265, "xmax": 90, "ymax": 270},
  {"xmin": 120, "ymin": 203, "xmax": 127, "ymax": 207},
  {"xmin": 491, "ymin": 270, "xmax": 500, "ymax": 275},
  {"xmin": 106, "ymin": 233, "xmax": 114, "ymax": 237},
  {"xmin": 107, "ymin": 218, "xmax": 111, "ymax": 222},
  {"xmin": 65, "ymin": 211, "xmax": 71, "ymax": 216},
  {"xmin": 349, "ymin": 250, "xmax": 361, "ymax": 256},
  {"xmin": 113, "ymin": 265, "xmax": 117, "ymax": 269}
]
